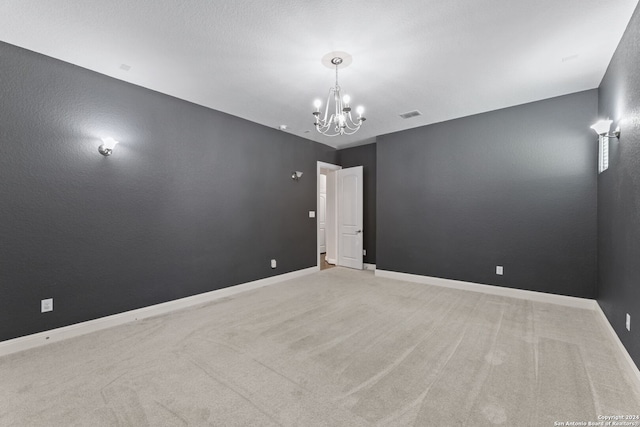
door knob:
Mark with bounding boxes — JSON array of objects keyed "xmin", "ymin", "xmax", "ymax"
[{"xmin": 355, "ymin": 230, "xmax": 362, "ymax": 234}]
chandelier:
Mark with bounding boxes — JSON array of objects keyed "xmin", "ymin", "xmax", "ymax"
[{"xmin": 312, "ymin": 56, "xmax": 366, "ymax": 137}]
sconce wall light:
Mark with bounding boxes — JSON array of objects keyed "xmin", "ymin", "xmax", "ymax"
[
  {"xmin": 291, "ymin": 171, "xmax": 303, "ymax": 181},
  {"xmin": 99, "ymin": 137, "xmax": 119, "ymax": 156},
  {"xmin": 590, "ymin": 119, "xmax": 620, "ymax": 174},
  {"xmin": 590, "ymin": 119, "xmax": 620, "ymax": 139}
]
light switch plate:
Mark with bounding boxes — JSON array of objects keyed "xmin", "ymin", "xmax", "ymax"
[
  {"xmin": 309, "ymin": 211, "xmax": 316, "ymax": 218},
  {"xmin": 41, "ymin": 298, "xmax": 53, "ymax": 313},
  {"xmin": 496, "ymin": 266, "xmax": 503, "ymax": 275}
]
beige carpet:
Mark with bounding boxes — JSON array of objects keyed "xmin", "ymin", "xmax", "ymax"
[{"xmin": 1, "ymin": 268, "xmax": 638, "ymax": 426}]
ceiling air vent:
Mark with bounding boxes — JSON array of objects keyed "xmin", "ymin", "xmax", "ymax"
[{"xmin": 399, "ymin": 110, "xmax": 422, "ymax": 119}]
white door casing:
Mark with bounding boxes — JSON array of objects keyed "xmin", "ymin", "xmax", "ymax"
[
  {"xmin": 337, "ymin": 166, "xmax": 363, "ymax": 270},
  {"xmin": 317, "ymin": 161, "xmax": 341, "ymax": 269},
  {"xmin": 318, "ymin": 173, "xmax": 327, "ymax": 253}
]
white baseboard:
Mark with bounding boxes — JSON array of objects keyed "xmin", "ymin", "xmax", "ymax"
[
  {"xmin": 374, "ymin": 270, "xmax": 597, "ymax": 310},
  {"xmin": 595, "ymin": 304, "xmax": 640, "ymax": 389},
  {"xmin": 0, "ymin": 266, "xmax": 319, "ymax": 358},
  {"xmin": 364, "ymin": 263, "xmax": 376, "ymax": 271},
  {"xmin": 326, "ymin": 258, "xmax": 336, "ymax": 265}
]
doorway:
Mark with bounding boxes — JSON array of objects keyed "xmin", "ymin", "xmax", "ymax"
[{"xmin": 317, "ymin": 161, "xmax": 364, "ymax": 271}]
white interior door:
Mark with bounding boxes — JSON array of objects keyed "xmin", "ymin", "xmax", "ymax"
[
  {"xmin": 318, "ymin": 173, "xmax": 327, "ymax": 253},
  {"xmin": 337, "ymin": 166, "xmax": 363, "ymax": 270}
]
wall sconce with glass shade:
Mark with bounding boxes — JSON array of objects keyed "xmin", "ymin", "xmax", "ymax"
[
  {"xmin": 590, "ymin": 120, "xmax": 620, "ymax": 173},
  {"xmin": 98, "ymin": 137, "xmax": 119, "ymax": 156},
  {"xmin": 291, "ymin": 171, "xmax": 303, "ymax": 181}
]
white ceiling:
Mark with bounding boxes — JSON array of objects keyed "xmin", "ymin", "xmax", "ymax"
[{"xmin": 0, "ymin": 0, "xmax": 638, "ymax": 149}]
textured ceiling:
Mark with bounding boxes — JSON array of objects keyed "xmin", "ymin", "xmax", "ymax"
[{"xmin": 0, "ymin": 0, "xmax": 638, "ymax": 148}]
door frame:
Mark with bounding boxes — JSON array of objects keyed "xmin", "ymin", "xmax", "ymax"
[{"xmin": 317, "ymin": 161, "xmax": 341, "ymax": 269}]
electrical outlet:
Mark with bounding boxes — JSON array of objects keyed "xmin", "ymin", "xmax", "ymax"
[
  {"xmin": 626, "ymin": 313, "xmax": 631, "ymax": 331},
  {"xmin": 309, "ymin": 211, "xmax": 316, "ymax": 218},
  {"xmin": 496, "ymin": 266, "xmax": 503, "ymax": 275},
  {"xmin": 41, "ymin": 298, "xmax": 53, "ymax": 313},
  {"xmin": 271, "ymin": 259, "xmax": 277, "ymax": 269}
]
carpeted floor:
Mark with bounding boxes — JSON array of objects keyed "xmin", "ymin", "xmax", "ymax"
[{"xmin": 1, "ymin": 268, "xmax": 639, "ymax": 426}]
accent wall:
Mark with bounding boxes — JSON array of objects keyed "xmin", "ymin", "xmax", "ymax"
[
  {"xmin": 0, "ymin": 42, "xmax": 336, "ymax": 342},
  {"xmin": 376, "ymin": 90, "xmax": 598, "ymax": 299}
]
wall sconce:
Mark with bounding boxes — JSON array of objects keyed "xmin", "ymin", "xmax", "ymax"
[
  {"xmin": 590, "ymin": 119, "xmax": 620, "ymax": 138},
  {"xmin": 291, "ymin": 171, "xmax": 303, "ymax": 181},
  {"xmin": 98, "ymin": 137, "xmax": 119, "ymax": 156},
  {"xmin": 591, "ymin": 120, "xmax": 620, "ymax": 174}
]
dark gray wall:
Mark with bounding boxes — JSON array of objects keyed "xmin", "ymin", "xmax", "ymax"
[
  {"xmin": 337, "ymin": 143, "xmax": 377, "ymax": 264},
  {"xmin": 597, "ymin": 3, "xmax": 640, "ymax": 368},
  {"xmin": 377, "ymin": 90, "xmax": 598, "ymax": 298},
  {"xmin": 0, "ymin": 42, "xmax": 336, "ymax": 342}
]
